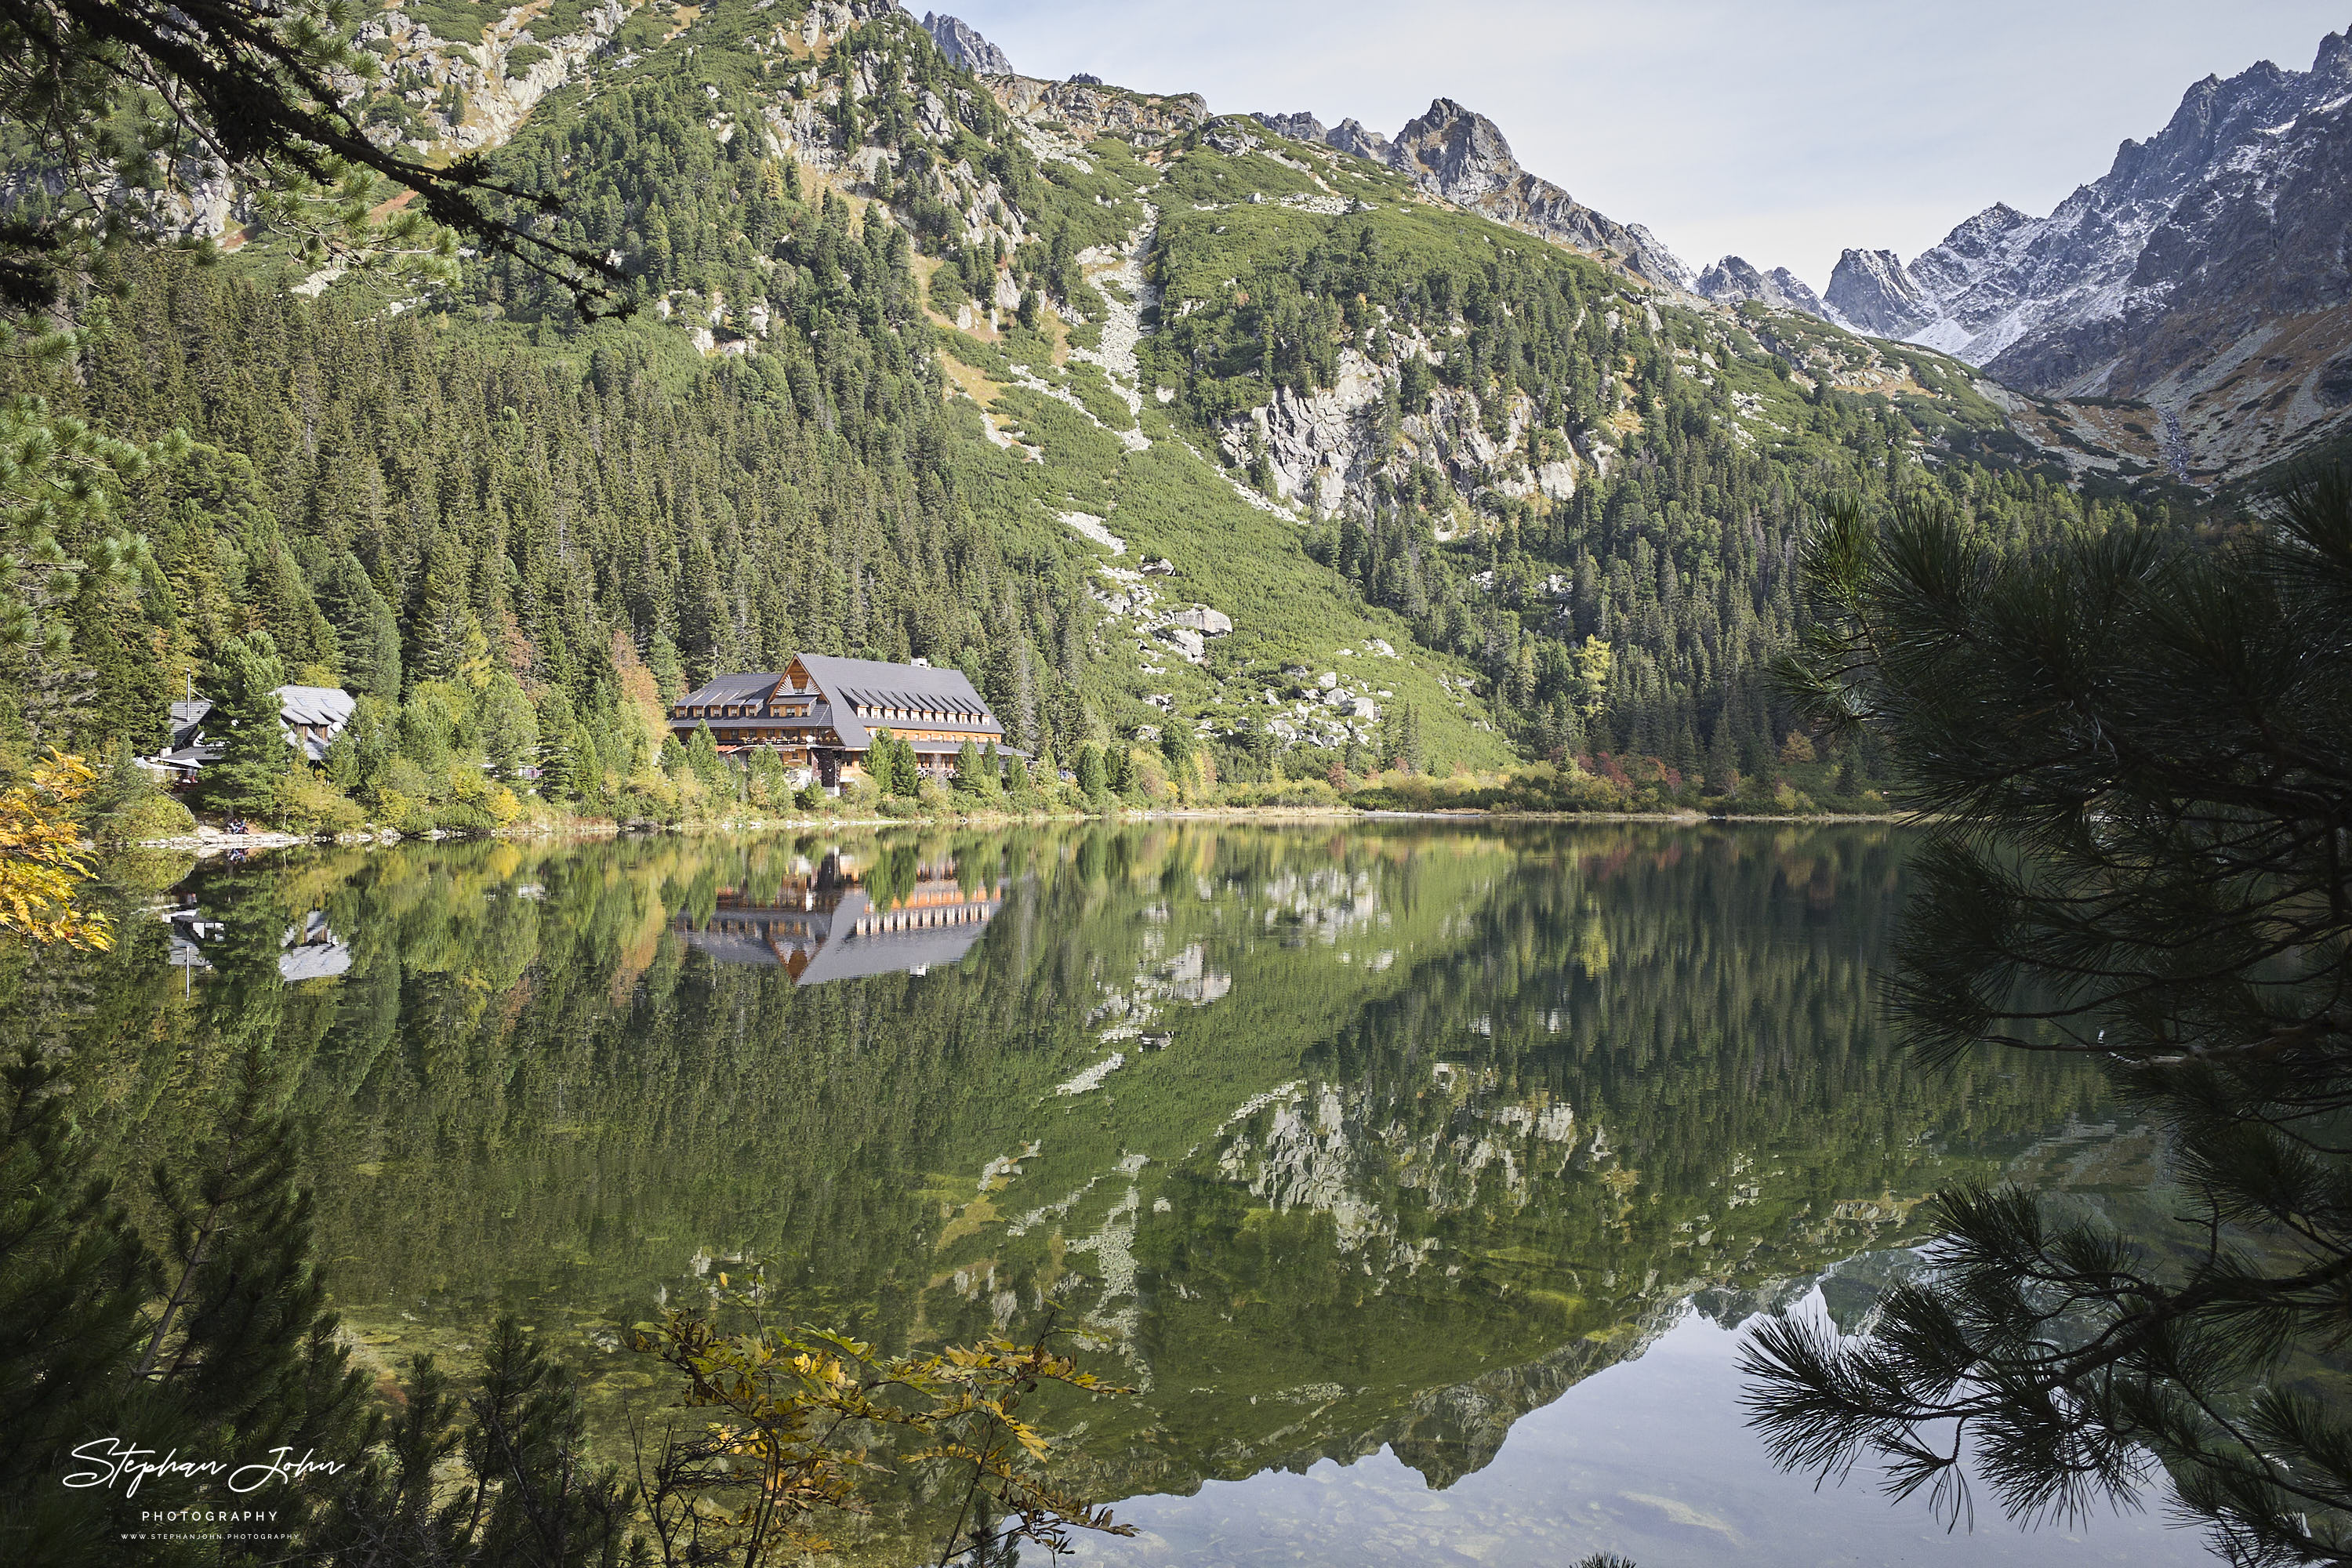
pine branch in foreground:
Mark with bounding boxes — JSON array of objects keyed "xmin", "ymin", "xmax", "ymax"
[{"xmin": 1749, "ymin": 472, "xmax": 2352, "ymax": 1564}]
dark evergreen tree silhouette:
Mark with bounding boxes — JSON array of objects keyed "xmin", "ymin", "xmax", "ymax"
[{"xmin": 1748, "ymin": 474, "xmax": 2352, "ymax": 1563}]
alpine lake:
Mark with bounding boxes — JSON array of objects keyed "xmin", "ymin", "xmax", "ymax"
[{"xmin": 38, "ymin": 822, "xmax": 2225, "ymax": 1567}]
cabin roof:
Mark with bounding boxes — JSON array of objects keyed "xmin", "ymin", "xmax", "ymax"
[{"xmin": 277, "ymin": 685, "xmax": 356, "ymax": 728}]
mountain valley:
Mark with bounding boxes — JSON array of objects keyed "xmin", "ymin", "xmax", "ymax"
[{"xmin": 0, "ymin": 0, "xmax": 2270, "ymax": 803}]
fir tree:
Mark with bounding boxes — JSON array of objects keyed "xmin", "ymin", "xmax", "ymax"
[
  {"xmin": 317, "ymin": 552, "xmax": 401, "ymax": 701},
  {"xmin": 196, "ymin": 632, "xmax": 289, "ymax": 818},
  {"xmin": 0, "ymin": 1047, "xmax": 156, "ymax": 1561},
  {"xmin": 479, "ymin": 675, "xmax": 539, "ymax": 782},
  {"xmin": 950, "ymin": 742, "xmax": 988, "ymax": 799},
  {"xmin": 456, "ymin": 1319, "xmax": 637, "ymax": 1566},
  {"xmin": 685, "ymin": 721, "xmax": 725, "ymax": 791}
]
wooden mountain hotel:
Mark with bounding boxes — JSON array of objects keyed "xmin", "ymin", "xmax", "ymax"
[{"xmin": 667, "ymin": 654, "xmax": 1017, "ymax": 786}]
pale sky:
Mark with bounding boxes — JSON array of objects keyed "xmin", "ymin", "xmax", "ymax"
[{"xmin": 927, "ymin": 2, "xmax": 2350, "ymax": 288}]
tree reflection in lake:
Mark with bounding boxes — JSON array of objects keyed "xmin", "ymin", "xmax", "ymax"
[{"xmin": 7, "ymin": 825, "xmax": 2201, "ymax": 1565}]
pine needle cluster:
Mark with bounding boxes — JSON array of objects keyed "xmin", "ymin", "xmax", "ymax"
[{"xmin": 1754, "ymin": 474, "xmax": 2352, "ymax": 1562}]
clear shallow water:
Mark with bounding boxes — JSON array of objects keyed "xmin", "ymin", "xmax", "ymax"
[{"xmin": 38, "ymin": 823, "xmax": 2214, "ymax": 1564}]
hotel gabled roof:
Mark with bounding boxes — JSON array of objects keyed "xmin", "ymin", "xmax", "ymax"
[
  {"xmin": 675, "ymin": 671, "xmax": 789, "ymax": 709},
  {"xmin": 792, "ymin": 655, "xmax": 1002, "ymax": 751}
]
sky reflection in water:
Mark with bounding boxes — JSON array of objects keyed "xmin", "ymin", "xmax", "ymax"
[{"xmin": 1076, "ymin": 1297, "xmax": 2212, "ymax": 1567}]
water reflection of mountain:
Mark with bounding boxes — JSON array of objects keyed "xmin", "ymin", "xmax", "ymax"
[
  {"xmin": 27, "ymin": 826, "xmax": 2147, "ymax": 1543},
  {"xmin": 675, "ymin": 857, "xmax": 1004, "ymax": 984}
]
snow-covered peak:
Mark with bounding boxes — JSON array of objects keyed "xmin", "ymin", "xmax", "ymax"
[{"xmin": 1820, "ymin": 25, "xmax": 2352, "ymax": 383}]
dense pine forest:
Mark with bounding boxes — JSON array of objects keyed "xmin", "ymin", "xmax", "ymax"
[{"xmin": 0, "ymin": 0, "xmax": 2205, "ymax": 828}]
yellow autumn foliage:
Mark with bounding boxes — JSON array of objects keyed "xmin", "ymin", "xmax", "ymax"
[{"xmin": 0, "ymin": 751, "xmax": 112, "ymax": 949}]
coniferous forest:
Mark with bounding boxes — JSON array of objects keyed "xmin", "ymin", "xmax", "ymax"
[{"xmin": 0, "ymin": 0, "xmax": 2209, "ymax": 831}]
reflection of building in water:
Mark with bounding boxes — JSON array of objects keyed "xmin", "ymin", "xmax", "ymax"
[
  {"xmin": 165, "ymin": 908, "xmax": 221, "ymax": 975},
  {"xmin": 675, "ymin": 852, "xmax": 1004, "ymax": 985},
  {"xmin": 159, "ymin": 906, "xmax": 350, "ymax": 983},
  {"xmin": 279, "ymin": 909, "xmax": 352, "ymax": 982}
]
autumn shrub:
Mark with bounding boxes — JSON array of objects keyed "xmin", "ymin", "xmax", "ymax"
[
  {"xmin": 101, "ymin": 790, "xmax": 198, "ymax": 843},
  {"xmin": 1217, "ymin": 778, "xmax": 1341, "ymax": 808},
  {"xmin": 274, "ymin": 772, "xmax": 368, "ymax": 836}
]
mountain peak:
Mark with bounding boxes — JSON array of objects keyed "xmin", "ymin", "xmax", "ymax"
[
  {"xmin": 1325, "ymin": 117, "xmax": 1395, "ymax": 165},
  {"xmin": 1823, "ymin": 248, "xmax": 1929, "ymax": 337},
  {"xmin": 1390, "ymin": 97, "xmax": 1521, "ymax": 205},
  {"xmin": 1818, "ymin": 18, "xmax": 2352, "ymax": 477},
  {"xmin": 1695, "ymin": 256, "xmax": 1826, "ymax": 318},
  {"xmin": 2314, "ymin": 26, "xmax": 2352, "ymax": 76},
  {"xmin": 919, "ymin": 12, "xmax": 1012, "ymax": 76},
  {"xmin": 1246, "ymin": 96, "xmax": 1691, "ymax": 290},
  {"xmin": 1253, "ymin": 111, "xmax": 1330, "ymax": 145}
]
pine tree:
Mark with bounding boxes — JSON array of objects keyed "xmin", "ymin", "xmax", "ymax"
[
  {"xmin": 457, "ymin": 1319, "xmax": 637, "ymax": 1566},
  {"xmin": 412, "ymin": 542, "xmax": 476, "ymax": 685},
  {"xmin": 1160, "ymin": 723, "xmax": 1197, "ymax": 798},
  {"xmin": 196, "ymin": 632, "xmax": 290, "ymax": 818},
  {"xmin": 479, "ymin": 674, "xmax": 539, "ymax": 782},
  {"xmin": 318, "ymin": 552, "xmax": 402, "ymax": 701},
  {"xmin": 686, "ymin": 720, "xmax": 725, "ymax": 791},
  {"xmin": 1751, "ymin": 480, "xmax": 2352, "ymax": 1563},
  {"xmin": 953, "ymin": 739, "xmax": 993, "ymax": 797},
  {"xmin": 535, "ymin": 689, "xmax": 579, "ymax": 800},
  {"xmin": 0, "ymin": 1047, "xmax": 157, "ymax": 1560}
]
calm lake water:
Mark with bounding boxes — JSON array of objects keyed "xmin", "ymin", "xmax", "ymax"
[{"xmin": 44, "ymin": 823, "xmax": 2216, "ymax": 1566}]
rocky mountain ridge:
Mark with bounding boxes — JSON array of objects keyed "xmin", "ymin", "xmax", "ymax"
[
  {"xmin": 1819, "ymin": 27, "xmax": 2352, "ymax": 482},
  {"xmin": 1248, "ymin": 100, "xmax": 1696, "ymax": 291},
  {"xmin": 918, "ymin": 10, "xmax": 1011, "ymax": 74},
  {"xmin": 1694, "ymin": 255, "xmax": 1827, "ymax": 318}
]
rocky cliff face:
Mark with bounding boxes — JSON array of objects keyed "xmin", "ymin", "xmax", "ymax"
[
  {"xmin": 1251, "ymin": 99, "xmax": 1693, "ymax": 291},
  {"xmin": 1253, "ymin": 111, "xmax": 1328, "ymax": 145},
  {"xmin": 1822, "ymin": 246, "xmax": 1931, "ymax": 336},
  {"xmin": 1695, "ymin": 255, "xmax": 1826, "ymax": 318},
  {"xmin": 991, "ymin": 75, "xmax": 1206, "ymax": 147},
  {"xmin": 918, "ymin": 11, "xmax": 1011, "ymax": 74},
  {"xmin": 1824, "ymin": 26, "xmax": 2352, "ymax": 480},
  {"xmin": 1325, "ymin": 118, "xmax": 1396, "ymax": 165}
]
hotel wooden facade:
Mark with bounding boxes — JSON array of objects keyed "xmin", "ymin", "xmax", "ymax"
[{"xmin": 666, "ymin": 654, "xmax": 1015, "ymax": 785}]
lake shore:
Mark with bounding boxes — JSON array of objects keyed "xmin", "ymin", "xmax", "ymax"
[{"xmin": 127, "ymin": 802, "xmax": 1921, "ymax": 856}]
